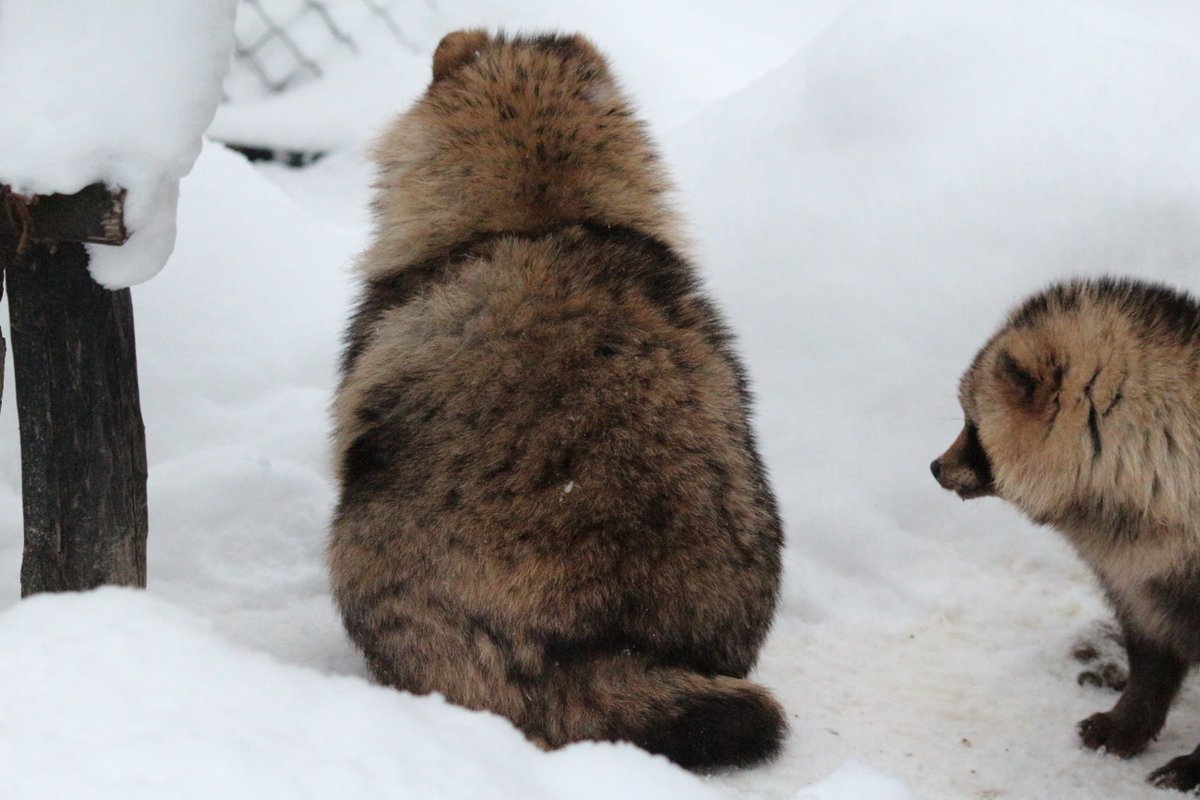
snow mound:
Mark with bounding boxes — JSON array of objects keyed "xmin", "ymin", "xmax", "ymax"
[
  {"xmin": 0, "ymin": 588, "xmax": 724, "ymax": 800},
  {"xmin": 0, "ymin": 1, "xmax": 237, "ymax": 287}
]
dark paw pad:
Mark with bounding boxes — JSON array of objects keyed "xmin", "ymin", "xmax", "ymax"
[
  {"xmin": 1149, "ymin": 754, "xmax": 1200, "ymax": 793},
  {"xmin": 1078, "ymin": 712, "xmax": 1152, "ymax": 759}
]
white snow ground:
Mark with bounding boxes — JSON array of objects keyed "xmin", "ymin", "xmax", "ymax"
[{"xmin": 4, "ymin": 1, "xmax": 1200, "ymax": 797}]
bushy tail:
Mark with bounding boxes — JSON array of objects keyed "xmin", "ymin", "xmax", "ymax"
[
  {"xmin": 539, "ymin": 656, "xmax": 787, "ymax": 770},
  {"xmin": 333, "ymin": 583, "xmax": 785, "ymax": 769}
]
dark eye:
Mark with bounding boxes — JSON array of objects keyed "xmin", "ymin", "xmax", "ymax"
[{"xmin": 998, "ymin": 351, "xmax": 1037, "ymax": 401}]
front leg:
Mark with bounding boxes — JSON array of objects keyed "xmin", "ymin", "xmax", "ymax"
[{"xmin": 1078, "ymin": 627, "xmax": 1186, "ymax": 758}]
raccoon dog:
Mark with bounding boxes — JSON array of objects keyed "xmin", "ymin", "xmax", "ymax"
[
  {"xmin": 932, "ymin": 277, "xmax": 1200, "ymax": 791},
  {"xmin": 328, "ymin": 30, "xmax": 785, "ymax": 770}
]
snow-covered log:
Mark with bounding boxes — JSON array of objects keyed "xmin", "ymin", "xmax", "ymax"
[
  {"xmin": 0, "ymin": 0, "xmax": 236, "ymax": 593},
  {"xmin": 0, "ymin": 183, "xmax": 142, "ymax": 593}
]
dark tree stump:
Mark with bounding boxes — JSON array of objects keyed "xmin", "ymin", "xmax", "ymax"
[{"xmin": 1, "ymin": 184, "xmax": 146, "ymax": 595}]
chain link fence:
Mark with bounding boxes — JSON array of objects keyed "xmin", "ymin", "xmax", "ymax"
[{"xmin": 226, "ymin": 0, "xmax": 421, "ymax": 101}]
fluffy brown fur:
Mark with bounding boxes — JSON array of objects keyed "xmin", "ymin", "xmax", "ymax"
[
  {"xmin": 932, "ymin": 277, "xmax": 1200, "ymax": 791},
  {"xmin": 328, "ymin": 30, "xmax": 785, "ymax": 770}
]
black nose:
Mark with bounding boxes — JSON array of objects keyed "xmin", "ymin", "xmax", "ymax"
[{"xmin": 930, "ymin": 459, "xmax": 942, "ymax": 481}]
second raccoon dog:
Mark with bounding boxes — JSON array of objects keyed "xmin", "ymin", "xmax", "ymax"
[
  {"xmin": 328, "ymin": 30, "xmax": 786, "ymax": 770},
  {"xmin": 932, "ymin": 278, "xmax": 1200, "ymax": 791}
]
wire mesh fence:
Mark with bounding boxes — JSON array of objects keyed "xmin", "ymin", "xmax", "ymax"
[{"xmin": 226, "ymin": 0, "xmax": 419, "ymax": 101}]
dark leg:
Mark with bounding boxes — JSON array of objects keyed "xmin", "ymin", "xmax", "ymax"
[
  {"xmin": 8, "ymin": 240, "xmax": 148, "ymax": 594},
  {"xmin": 1149, "ymin": 744, "xmax": 1200, "ymax": 792},
  {"xmin": 1078, "ymin": 628, "xmax": 1186, "ymax": 758}
]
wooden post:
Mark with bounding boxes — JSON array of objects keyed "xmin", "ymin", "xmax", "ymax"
[{"xmin": 0, "ymin": 184, "xmax": 147, "ymax": 595}]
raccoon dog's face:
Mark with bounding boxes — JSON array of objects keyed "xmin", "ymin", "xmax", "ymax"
[
  {"xmin": 931, "ymin": 288, "xmax": 1130, "ymax": 522},
  {"xmin": 932, "ymin": 329, "xmax": 1072, "ymax": 509}
]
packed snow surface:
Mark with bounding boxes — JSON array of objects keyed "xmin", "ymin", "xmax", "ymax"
[
  {"xmin": 0, "ymin": 0, "xmax": 237, "ymax": 288},
  {"xmin": 4, "ymin": 0, "xmax": 1200, "ymax": 797},
  {"xmin": 792, "ymin": 761, "xmax": 915, "ymax": 800}
]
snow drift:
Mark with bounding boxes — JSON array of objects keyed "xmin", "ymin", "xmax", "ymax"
[{"xmin": 0, "ymin": 0, "xmax": 237, "ymax": 287}]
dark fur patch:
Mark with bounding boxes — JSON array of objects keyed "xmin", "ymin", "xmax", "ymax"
[
  {"xmin": 1149, "ymin": 751, "xmax": 1200, "ymax": 792},
  {"xmin": 1103, "ymin": 389, "xmax": 1124, "ymax": 417},
  {"xmin": 1088, "ymin": 403, "xmax": 1102, "ymax": 459},
  {"xmin": 1098, "ymin": 278, "xmax": 1200, "ymax": 345},
  {"xmin": 342, "ymin": 431, "xmax": 392, "ymax": 491},
  {"xmin": 340, "ymin": 260, "xmax": 448, "ymax": 377},
  {"xmin": 1009, "ymin": 283, "xmax": 1079, "ymax": 329},
  {"xmin": 460, "ymin": 220, "xmax": 748, "ymax": 380},
  {"xmin": 521, "ymin": 33, "xmax": 587, "ymax": 57},
  {"xmin": 541, "ymin": 624, "xmax": 743, "ymax": 679},
  {"xmin": 338, "ymin": 411, "xmax": 437, "ymax": 513},
  {"xmin": 1011, "ymin": 278, "xmax": 1200, "ymax": 345},
  {"xmin": 577, "ymin": 221, "xmax": 699, "ymax": 323},
  {"xmin": 545, "ymin": 630, "xmax": 644, "ymax": 667},
  {"xmin": 998, "ymin": 351, "xmax": 1038, "ymax": 401},
  {"xmin": 635, "ymin": 688, "xmax": 786, "ymax": 770},
  {"xmin": 962, "ymin": 422, "xmax": 995, "ymax": 488},
  {"xmin": 1145, "ymin": 572, "xmax": 1200, "ymax": 658}
]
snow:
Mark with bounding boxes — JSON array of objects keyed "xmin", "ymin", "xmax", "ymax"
[
  {"xmin": 210, "ymin": 0, "xmax": 847, "ymax": 151},
  {"xmin": 0, "ymin": 588, "xmax": 723, "ymax": 800},
  {"xmin": 792, "ymin": 761, "xmax": 914, "ymax": 800},
  {"xmin": 3, "ymin": 0, "xmax": 1200, "ymax": 798},
  {"xmin": 0, "ymin": 1, "xmax": 237, "ymax": 288}
]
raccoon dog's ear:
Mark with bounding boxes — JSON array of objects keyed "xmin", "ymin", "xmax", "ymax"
[
  {"xmin": 566, "ymin": 35, "xmax": 614, "ymax": 81},
  {"xmin": 432, "ymin": 29, "xmax": 489, "ymax": 82},
  {"xmin": 558, "ymin": 34, "xmax": 605, "ymax": 64}
]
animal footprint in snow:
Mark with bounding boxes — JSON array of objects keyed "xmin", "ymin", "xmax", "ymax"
[{"xmin": 1072, "ymin": 620, "xmax": 1127, "ymax": 691}]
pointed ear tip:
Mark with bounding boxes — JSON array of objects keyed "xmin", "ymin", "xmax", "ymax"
[
  {"xmin": 432, "ymin": 29, "xmax": 490, "ymax": 82},
  {"xmin": 567, "ymin": 33, "xmax": 600, "ymax": 52},
  {"xmin": 569, "ymin": 34, "xmax": 612, "ymax": 71}
]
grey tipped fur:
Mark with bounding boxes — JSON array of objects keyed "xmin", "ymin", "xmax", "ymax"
[{"xmin": 328, "ymin": 30, "xmax": 785, "ymax": 770}]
